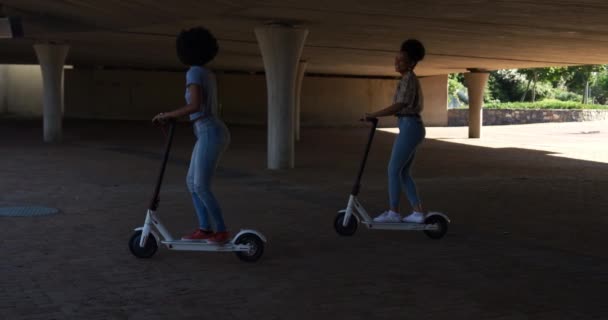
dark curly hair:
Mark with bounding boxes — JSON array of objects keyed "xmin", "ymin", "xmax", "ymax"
[
  {"xmin": 176, "ymin": 27, "xmax": 219, "ymax": 66},
  {"xmin": 400, "ymin": 39, "xmax": 425, "ymax": 67}
]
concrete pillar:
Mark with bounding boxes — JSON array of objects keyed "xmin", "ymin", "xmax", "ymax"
[
  {"xmin": 464, "ymin": 70, "xmax": 489, "ymax": 138},
  {"xmin": 294, "ymin": 60, "xmax": 308, "ymax": 141},
  {"xmin": 255, "ymin": 24, "xmax": 308, "ymax": 169},
  {"xmin": 34, "ymin": 43, "xmax": 69, "ymax": 143}
]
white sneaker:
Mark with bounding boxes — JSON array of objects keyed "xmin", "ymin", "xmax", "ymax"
[
  {"xmin": 403, "ymin": 211, "xmax": 425, "ymax": 224},
  {"xmin": 373, "ymin": 210, "xmax": 402, "ymax": 223}
]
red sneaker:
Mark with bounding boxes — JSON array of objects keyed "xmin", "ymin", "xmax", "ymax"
[
  {"xmin": 181, "ymin": 229, "xmax": 213, "ymax": 241},
  {"xmin": 208, "ymin": 231, "xmax": 230, "ymax": 243}
]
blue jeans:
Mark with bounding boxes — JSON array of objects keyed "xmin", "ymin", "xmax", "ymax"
[
  {"xmin": 186, "ymin": 117, "xmax": 230, "ymax": 232},
  {"xmin": 388, "ymin": 116, "xmax": 426, "ymax": 210}
]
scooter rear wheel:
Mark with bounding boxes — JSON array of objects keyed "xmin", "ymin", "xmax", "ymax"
[
  {"xmin": 423, "ymin": 215, "xmax": 448, "ymax": 239},
  {"xmin": 334, "ymin": 212, "xmax": 358, "ymax": 236},
  {"xmin": 234, "ymin": 233, "xmax": 264, "ymax": 263},
  {"xmin": 129, "ymin": 230, "xmax": 158, "ymax": 258}
]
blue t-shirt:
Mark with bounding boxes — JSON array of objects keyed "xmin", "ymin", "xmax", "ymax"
[{"xmin": 185, "ymin": 66, "xmax": 218, "ymax": 121}]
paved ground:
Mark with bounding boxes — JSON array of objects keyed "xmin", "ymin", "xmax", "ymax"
[{"xmin": 1, "ymin": 119, "xmax": 607, "ymax": 320}]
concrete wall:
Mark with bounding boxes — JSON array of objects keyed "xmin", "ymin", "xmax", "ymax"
[
  {"xmin": 4, "ymin": 66, "xmax": 448, "ymax": 127},
  {"xmin": 65, "ymin": 69, "xmax": 184, "ymax": 120},
  {"xmin": 0, "ymin": 65, "xmax": 7, "ymax": 113},
  {"xmin": 301, "ymin": 76, "xmax": 399, "ymax": 127},
  {"xmin": 220, "ymin": 74, "xmax": 447, "ymax": 127},
  {"xmin": 64, "ymin": 69, "xmax": 404, "ymax": 125},
  {"xmin": 448, "ymin": 108, "xmax": 608, "ymax": 126},
  {"xmin": 0, "ymin": 65, "xmax": 44, "ymax": 116},
  {"xmin": 420, "ymin": 75, "xmax": 448, "ymax": 126},
  {"xmin": 218, "ymin": 74, "xmax": 402, "ymax": 127},
  {"xmin": 218, "ymin": 73, "xmax": 267, "ymax": 125}
]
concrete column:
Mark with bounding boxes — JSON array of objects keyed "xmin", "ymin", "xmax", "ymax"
[
  {"xmin": 294, "ymin": 60, "xmax": 308, "ymax": 141},
  {"xmin": 464, "ymin": 70, "xmax": 489, "ymax": 138},
  {"xmin": 255, "ymin": 24, "xmax": 308, "ymax": 169},
  {"xmin": 34, "ymin": 43, "xmax": 69, "ymax": 143}
]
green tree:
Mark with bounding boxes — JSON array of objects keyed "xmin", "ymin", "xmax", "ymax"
[
  {"xmin": 448, "ymin": 74, "xmax": 464, "ymax": 100},
  {"xmin": 487, "ymin": 69, "xmax": 527, "ymax": 103},
  {"xmin": 590, "ymin": 69, "xmax": 608, "ymax": 104},
  {"xmin": 517, "ymin": 67, "xmax": 567, "ymax": 102},
  {"xmin": 563, "ymin": 65, "xmax": 607, "ymax": 104},
  {"xmin": 466, "ymin": 65, "xmax": 608, "ymax": 105}
]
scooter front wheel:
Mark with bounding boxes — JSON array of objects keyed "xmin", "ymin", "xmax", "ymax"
[
  {"xmin": 129, "ymin": 230, "xmax": 158, "ymax": 258},
  {"xmin": 234, "ymin": 233, "xmax": 264, "ymax": 263},
  {"xmin": 423, "ymin": 215, "xmax": 448, "ymax": 239},
  {"xmin": 334, "ymin": 212, "xmax": 358, "ymax": 236}
]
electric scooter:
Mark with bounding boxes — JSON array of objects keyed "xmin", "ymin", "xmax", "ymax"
[
  {"xmin": 129, "ymin": 120, "xmax": 266, "ymax": 262},
  {"xmin": 334, "ymin": 117, "xmax": 449, "ymax": 239}
]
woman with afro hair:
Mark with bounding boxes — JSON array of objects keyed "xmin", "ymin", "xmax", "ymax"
[
  {"xmin": 365, "ymin": 39, "xmax": 429, "ymax": 224},
  {"xmin": 152, "ymin": 27, "xmax": 231, "ymax": 243}
]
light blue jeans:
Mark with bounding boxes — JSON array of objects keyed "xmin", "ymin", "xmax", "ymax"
[
  {"xmin": 388, "ymin": 116, "xmax": 426, "ymax": 210},
  {"xmin": 186, "ymin": 117, "xmax": 230, "ymax": 232}
]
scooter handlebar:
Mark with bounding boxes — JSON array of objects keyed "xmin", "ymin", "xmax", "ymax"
[{"xmin": 154, "ymin": 117, "xmax": 176, "ymax": 127}]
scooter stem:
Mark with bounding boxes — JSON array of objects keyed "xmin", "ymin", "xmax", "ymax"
[
  {"xmin": 149, "ymin": 120, "xmax": 176, "ymax": 211},
  {"xmin": 351, "ymin": 117, "xmax": 378, "ymax": 196}
]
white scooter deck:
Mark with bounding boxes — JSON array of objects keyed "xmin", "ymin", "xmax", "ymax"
[
  {"xmin": 361, "ymin": 221, "xmax": 439, "ymax": 231},
  {"xmin": 341, "ymin": 195, "xmax": 449, "ymax": 231},
  {"xmin": 136, "ymin": 209, "xmax": 266, "ymax": 253},
  {"xmin": 160, "ymin": 240, "xmax": 251, "ymax": 252}
]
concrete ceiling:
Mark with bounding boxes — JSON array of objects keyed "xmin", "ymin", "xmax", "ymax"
[{"xmin": 1, "ymin": 0, "xmax": 608, "ymax": 76}]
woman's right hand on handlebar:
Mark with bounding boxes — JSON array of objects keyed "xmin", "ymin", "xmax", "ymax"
[
  {"xmin": 362, "ymin": 113, "xmax": 377, "ymax": 122},
  {"xmin": 152, "ymin": 112, "xmax": 171, "ymax": 125}
]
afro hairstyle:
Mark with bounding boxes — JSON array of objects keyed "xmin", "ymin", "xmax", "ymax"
[{"xmin": 176, "ymin": 27, "xmax": 219, "ymax": 66}]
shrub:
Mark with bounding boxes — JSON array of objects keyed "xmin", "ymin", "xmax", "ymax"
[{"xmin": 482, "ymin": 100, "xmax": 607, "ymax": 109}]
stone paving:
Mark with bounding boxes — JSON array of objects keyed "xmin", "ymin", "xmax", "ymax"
[{"xmin": 1, "ymin": 119, "xmax": 607, "ymax": 320}]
